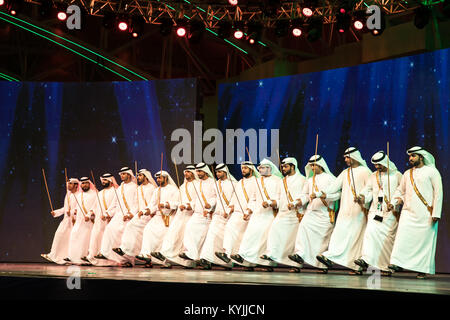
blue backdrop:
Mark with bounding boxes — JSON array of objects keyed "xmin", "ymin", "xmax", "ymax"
[
  {"xmin": 219, "ymin": 48, "xmax": 450, "ymax": 273},
  {"xmin": 0, "ymin": 79, "xmax": 197, "ymax": 262}
]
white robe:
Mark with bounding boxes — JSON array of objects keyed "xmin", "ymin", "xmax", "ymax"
[
  {"xmin": 161, "ymin": 181, "xmax": 196, "ymax": 267},
  {"xmin": 120, "ymin": 183, "xmax": 156, "ymax": 264},
  {"xmin": 322, "ymin": 166, "xmax": 372, "ymax": 270},
  {"xmin": 294, "ymin": 173, "xmax": 340, "ymax": 268},
  {"xmin": 100, "ymin": 181, "xmax": 138, "ymax": 264},
  {"xmin": 87, "ymin": 187, "xmax": 119, "ymax": 266},
  {"xmin": 47, "ymin": 191, "xmax": 78, "ymax": 264},
  {"xmin": 266, "ymin": 173, "xmax": 306, "ymax": 267},
  {"xmin": 222, "ymin": 177, "xmax": 257, "ymax": 257},
  {"xmin": 390, "ymin": 166, "xmax": 443, "ymax": 274},
  {"xmin": 238, "ymin": 175, "xmax": 281, "ymax": 266},
  {"xmin": 140, "ymin": 184, "xmax": 180, "ymax": 263},
  {"xmin": 359, "ymin": 170, "xmax": 402, "ymax": 271},
  {"xmin": 182, "ymin": 178, "xmax": 217, "ymax": 260},
  {"xmin": 200, "ymin": 178, "xmax": 235, "ymax": 266},
  {"xmin": 67, "ymin": 190, "xmax": 98, "ymax": 264}
]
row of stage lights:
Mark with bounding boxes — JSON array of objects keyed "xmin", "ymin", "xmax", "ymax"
[{"xmin": 1, "ymin": 0, "xmax": 449, "ymax": 43}]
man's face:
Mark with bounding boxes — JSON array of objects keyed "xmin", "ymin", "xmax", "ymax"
[
  {"xmin": 409, "ymin": 154, "xmax": 421, "ymax": 167},
  {"xmin": 137, "ymin": 173, "xmax": 145, "ymax": 184},
  {"xmin": 258, "ymin": 165, "xmax": 271, "ymax": 177},
  {"xmin": 67, "ymin": 182, "xmax": 77, "ymax": 192},
  {"xmin": 156, "ymin": 176, "xmax": 167, "ymax": 186},
  {"xmin": 241, "ymin": 166, "xmax": 251, "ymax": 178},
  {"xmin": 81, "ymin": 182, "xmax": 90, "ymax": 192},
  {"xmin": 281, "ymin": 164, "xmax": 293, "ymax": 176},
  {"xmin": 119, "ymin": 172, "xmax": 131, "ymax": 182},
  {"xmin": 310, "ymin": 164, "xmax": 323, "ymax": 174},
  {"xmin": 374, "ymin": 163, "xmax": 386, "ymax": 172},
  {"xmin": 196, "ymin": 170, "xmax": 206, "ymax": 180},
  {"xmin": 344, "ymin": 156, "xmax": 353, "ymax": 167},
  {"xmin": 184, "ymin": 171, "xmax": 194, "ymax": 181},
  {"xmin": 101, "ymin": 179, "xmax": 111, "ymax": 188},
  {"xmin": 216, "ymin": 171, "xmax": 226, "ymax": 180}
]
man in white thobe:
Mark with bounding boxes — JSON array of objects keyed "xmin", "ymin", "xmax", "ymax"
[
  {"xmin": 154, "ymin": 165, "xmax": 197, "ymax": 268},
  {"xmin": 263, "ymin": 157, "xmax": 306, "ymax": 272},
  {"xmin": 388, "ymin": 146, "xmax": 443, "ymax": 279},
  {"xmin": 354, "ymin": 151, "xmax": 402, "ymax": 275},
  {"xmin": 85, "ymin": 173, "xmax": 119, "ymax": 266},
  {"xmin": 96, "ymin": 167, "xmax": 138, "ymax": 266},
  {"xmin": 41, "ymin": 178, "xmax": 80, "ymax": 264},
  {"xmin": 198, "ymin": 164, "xmax": 236, "ymax": 270},
  {"xmin": 66, "ymin": 177, "xmax": 98, "ymax": 265},
  {"xmin": 139, "ymin": 170, "xmax": 179, "ymax": 267},
  {"xmin": 317, "ymin": 147, "xmax": 372, "ymax": 274},
  {"xmin": 232, "ymin": 159, "xmax": 281, "ymax": 271},
  {"xmin": 215, "ymin": 161, "xmax": 257, "ymax": 269},
  {"xmin": 179, "ymin": 163, "xmax": 217, "ymax": 263},
  {"xmin": 113, "ymin": 169, "xmax": 157, "ymax": 266},
  {"xmin": 290, "ymin": 155, "xmax": 340, "ymax": 273}
]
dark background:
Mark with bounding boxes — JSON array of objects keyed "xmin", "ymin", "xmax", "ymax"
[{"xmin": 218, "ymin": 48, "xmax": 450, "ymax": 273}]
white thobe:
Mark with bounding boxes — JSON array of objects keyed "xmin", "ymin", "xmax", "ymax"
[
  {"xmin": 47, "ymin": 191, "xmax": 78, "ymax": 264},
  {"xmin": 140, "ymin": 184, "xmax": 180, "ymax": 263},
  {"xmin": 120, "ymin": 183, "xmax": 156, "ymax": 264},
  {"xmin": 239, "ymin": 175, "xmax": 281, "ymax": 266},
  {"xmin": 161, "ymin": 181, "xmax": 196, "ymax": 267},
  {"xmin": 100, "ymin": 181, "xmax": 138, "ymax": 264},
  {"xmin": 390, "ymin": 166, "xmax": 443, "ymax": 274},
  {"xmin": 322, "ymin": 166, "xmax": 372, "ymax": 270},
  {"xmin": 182, "ymin": 178, "xmax": 217, "ymax": 260},
  {"xmin": 67, "ymin": 190, "xmax": 98, "ymax": 264},
  {"xmin": 294, "ymin": 173, "xmax": 340, "ymax": 268},
  {"xmin": 222, "ymin": 177, "xmax": 257, "ymax": 257},
  {"xmin": 359, "ymin": 170, "xmax": 402, "ymax": 271},
  {"xmin": 200, "ymin": 178, "xmax": 235, "ymax": 266},
  {"xmin": 266, "ymin": 173, "xmax": 306, "ymax": 267}
]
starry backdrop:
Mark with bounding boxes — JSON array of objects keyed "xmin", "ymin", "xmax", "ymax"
[
  {"xmin": 218, "ymin": 48, "xmax": 450, "ymax": 273},
  {"xmin": 0, "ymin": 79, "xmax": 197, "ymax": 262}
]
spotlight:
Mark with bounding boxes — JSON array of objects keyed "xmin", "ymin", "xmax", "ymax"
[
  {"xmin": 338, "ymin": 0, "xmax": 354, "ymax": 15},
  {"xmin": 217, "ymin": 20, "xmax": 232, "ymax": 39},
  {"xmin": 336, "ymin": 13, "xmax": 351, "ymax": 33},
  {"xmin": 159, "ymin": 17, "xmax": 174, "ymax": 36},
  {"xmin": 188, "ymin": 19, "xmax": 205, "ymax": 43},
  {"xmin": 233, "ymin": 21, "xmax": 245, "ymax": 39},
  {"xmin": 302, "ymin": 7, "xmax": 313, "ymax": 17},
  {"xmin": 234, "ymin": 30, "xmax": 243, "ymax": 39},
  {"xmin": 130, "ymin": 15, "xmax": 145, "ymax": 38},
  {"xmin": 352, "ymin": 10, "xmax": 367, "ymax": 31},
  {"xmin": 9, "ymin": 0, "xmax": 24, "ymax": 15},
  {"xmin": 302, "ymin": 0, "xmax": 314, "ymax": 17},
  {"xmin": 228, "ymin": 0, "xmax": 238, "ymax": 5},
  {"xmin": 274, "ymin": 19, "xmax": 289, "ymax": 37},
  {"xmin": 176, "ymin": 19, "xmax": 188, "ymax": 37},
  {"xmin": 414, "ymin": 5, "xmax": 431, "ymax": 29},
  {"xmin": 56, "ymin": 3, "xmax": 68, "ymax": 21},
  {"xmin": 306, "ymin": 17, "xmax": 323, "ymax": 42},
  {"xmin": 0, "ymin": 0, "xmax": 4, "ymax": 6},
  {"xmin": 118, "ymin": 21, "xmax": 128, "ymax": 31},
  {"xmin": 290, "ymin": 18, "xmax": 303, "ymax": 37},
  {"xmin": 132, "ymin": 32, "xmax": 138, "ymax": 38}
]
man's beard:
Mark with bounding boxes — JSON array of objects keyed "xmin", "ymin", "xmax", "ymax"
[
  {"xmin": 102, "ymin": 182, "xmax": 111, "ymax": 188},
  {"xmin": 243, "ymin": 172, "xmax": 251, "ymax": 178},
  {"xmin": 410, "ymin": 159, "xmax": 420, "ymax": 167},
  {"xmin": 82, "ymin": 187, "xmax": 90, "ymax": 192},
  {"xmin": 282, "ymin": 169, "xmax": 291, "ymax": 177}
]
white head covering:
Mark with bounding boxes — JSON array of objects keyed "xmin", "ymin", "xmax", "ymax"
[
  {"xmin": 305, "ymin": 154, "xmax": 335, "ymax": 178},
  {"xmin": 119, "ymin": 166, "xmax": 137, "ymax": 183},
  {"xmin": 343, "ymin": 147, "xmax": 369, "ymax": 168},
  {"xmin": 138, "ymin": 169, "xmax": 158, "ymax": 187},
  {"xmin": 155, "ymin": 170, "xmax": 177, "ymax": 187},
  {"xmin": 215, "ymin": 163, "xmax": 237, "ymax": 182},
  {"xmin": 371, "ymin": 151, "xmax": 398, "ymax": 172},
  {"xmin": 183, "ymin": 165, "xmax": 199, "ymax": 182},
  {"xmin": 100, "ymin": 173, "xmax": 119, "ymax": 188},
  {"xmin": 79, "ymin": 177, "xmax": 97, "ymax": 191},
  {"xmin": 67, "ymin": 178, "xmax": 81, "ymax": 192},
  {"xmin": 281, "ymin": 157, "xmax": 302, "ymax": 176},
  {"xmin": 407, "ymin": 146, "xmax": 436, "ymax": 168},
  {"xmin": 258, "ymin": 158, "xmax": 283, "ymax": 178},
  {"xmin": 241, "ymin": 161, "xmax": 261, "ymax": 178},
  {"xmin": 195, "ymin": 162, "xmax": 214, "ymax": 179}
]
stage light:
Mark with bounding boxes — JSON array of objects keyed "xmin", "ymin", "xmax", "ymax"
[
  {"xmin": 274, "ymin": 19, "xmax": 289, "ymax": 37},
  {"xmin": 132, "ymin": 32, "xmax": 138, "ymax": 38},
  {"xmin": 57, "ymin": 11, "xmax": 67, "ymax": 21},
  {"xmin": 8, "ymin": 0, "xmax": 24, "ymax": 15},
  {"xmin": 336, "ymin": 13, "xmax": 351, "ymax": 33},
  {"xmin": 159, "ymin": 17, "xmax": 173, "ymax": 36},
  {"xmin": 234, "ymin": 30, "xmax": 243, "ymax": 39},
  {"xmin": 302, "ymin": 7, "xmax": 313, "ymax": 17},
  {"xmin": 175, "ymin": 19, "xmax": 188, "ymax": 37},
  {"xmin": 56, "ymin": 2, "xmax": 68, "ymax": 21},
  {"xmin": 352, "ymin": 10, "xmax": 367, "ymax": 31},
  {"xmin": 233, "ymin": 20, "xmax": 245, "ymax": 39},
  {"xmin": 177, "ymin": 26, "xmax": 186, "ymax": 37},
  {"xmin": 10, "ymin": 10, "xmax": 16, "ymax": 15},
  {"xmin": 414, "ymin": 5, "xmax": 431, "ymax": 29},
  {"xmin": 302, "ymin": 0, "xmax": 314, "ymax": 17},
  {"xmin": 228, "ymin": 0, "xmax": 238, "ymax": 5},
  {"xmin": 353, "ymin": 20, "xmax": 363, "ymax": 30},
  {"xmin": 291, "ymin": 18, "xmax": 303, "ymax": 37},
  {"xmin": 118, "ymin": 21, "xmax": 128, "ymax": 31},
  {"xmin": 249, "ymin": 38, "xmax": 255, "ymax": 44},
  {"xmin": 130, "ymin": 15, "xmax": 144, "ymax": 38},
  {"xmin": 338, "ymin": 0, "xmax": 354, "ymax": 15},
  {"xmin": 306, "ymin": 17, "xmax": 323, "ymax": 42},
  {"xmin": 217, "ymin": 20, "xmax": 232, "ymax": 39},
  {"xmin": 0, "ymin": 0, "xmax": 4, "ymax": 6}
]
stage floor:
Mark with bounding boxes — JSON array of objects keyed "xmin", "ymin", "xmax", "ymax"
[{"xmin": 1, "ymin": 262, "xmax": 449, "ymax": 297}]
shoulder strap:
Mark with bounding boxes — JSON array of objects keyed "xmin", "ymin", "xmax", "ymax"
[{"xmin": 410, "ymin": 168, "xmax": 433, "ymax": 215}]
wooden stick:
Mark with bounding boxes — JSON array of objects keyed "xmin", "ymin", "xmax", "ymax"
[
  {"xmin": 277, "ymin": 149, "xmax": 291, "ymax": 205},
  {"xmin": 42, "ymin": 168, "xmax": 54, "ymax": 212},
  {"xmin": 245, "ymin": 147, "xmax": 265, "ymax": 201},
  {"xmin": 173, "ymin": 157, "xmax": 181, "ymax": 189},
  {"xmin": 211, "ymin": 165, "xmax": 227, "ymax": 214},
  {"xmin": 64, "ymin": 168, "xmax": 68, "ymax": 183},
  {"xmin": 313, "ymin": 134, "xmax": 319, "ymax": 189},
  {"xmin": 135, "ymin": 160, "xmax": 140, "ymax": 212},
  {"xmin": 90, "ymin": 170, "xmax": 105, "ymax": 217},
  {"xmin": 387, "ymin": 142, "xmax": 391, "ymax": 203}
]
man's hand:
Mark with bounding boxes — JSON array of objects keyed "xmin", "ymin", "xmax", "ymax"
[
  {"xmin": 243, "ymin": 214, "xmax": 250, "ymax": 221},
  {"xmin": 262, "ymin": 201, "xmax": 269, "ymax": 208},
  {"xmin": 223, "ymin": 212, "xmax": 229, "ymax": 219},
  {"xmin": 395, "ymin": 198, "xmax": 404, "ymax": 206},
  {"xmin": 247, "ymin": 208, "xmax": 253, "ymax": 215},
  {"xmin": 138, "ymin": 211, "xmax": 144, "ymax": 218},
  {"xmin": 186, "ymin": 204, "xmax": 193, "ymax": 211},
  {"xmin": 387, "ymin": 203, "xmax": 394, "ymax": 212},
  {"xmin": 320, "ymin": 192, "xmax": 327, "ymax": 200},
  {"xmin": 84, "ymin": 216, "xmax": 90, "ymax": 222},
  {"xmin": 144, "ymin": 208, "xmax": 151, "ymax": 216},
  {"xmin": 288, "ymin": 203, "xmax": 294, "ymax": 210},
  {"xmin": 310, "ymin": 193, "xmax": 316, "ymax": 200},
  {"xmin": 203, "ymin": 210, "xmax": 209, "ymax": 218},
  {"xmin": 158, "ymin": 203, "xmax": 165, "ymax": 210},
  {"xmin": 74, "ymin": 209, "xmax": 77, "ymax": 215},
  {"xmin": 51, "ymin": 211, "xmax": 56, "ymax": 217},
  {"xmin": 270, "ymin": 200, "xmax": 277, "ymax": 209},
  {"xmin": 179, "ymin": 204, "xmax": 186, "ymax": 211},
  {"xmin": 228, "ymin": 205, "xmax": 234, "ymax": 215},
  {"xmin": 432, "ymin": 217, "xmax": 440, "ymax": 224},
  {"xmin": 72, "ymin": 217, "xmax": 76, "ymax": 224},
  {"xmin": 165, "ymin": 202, "xmax": 170, "ymax": 209},
  {"xmin": 295, "ymin": 199, "xmax": 303, "ymax": 209},
  {"xmin": 205, "ymin": 203, "xmax": 211, "ymax": 209}
]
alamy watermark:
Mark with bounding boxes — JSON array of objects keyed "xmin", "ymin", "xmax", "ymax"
[{"xmin": 66, "ymin": 265, "xmax": 81, "ymax": 290}]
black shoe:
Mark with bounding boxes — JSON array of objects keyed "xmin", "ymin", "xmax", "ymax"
[
  {"xmin": 64, "ymin": 257, "xmax": 71, "ymax": 262},
  {"xmin": 81, "ymin": 256, "xmax": 90, "ymax": 263},
  {"xmin": 317, "ymin": 268, "xmax": 328, "ymax": 274},
  {"xmin": 289, "ymin": 267, "xmax": 301, "ymax": 273},
  {"xmin": 179, "ymin": 252, "xmax": 192, "ymax": 260},
  {"xmin": 113, "ymin": 248, "xmax": 125, "ymax": 256},
  {"xmin": 230, "ymin": 254, "xmax": 244, "ymax": 264},
  {"xmin": 121, "ymin": 262, "xmax": 133, "ymax": 268},
  {"xmin": 94, "ymin": 253, "xmax": 107, "ymax": 260},
  {"xmin": 261, "ymin": 266, "xmax": 274, "ymax": 272},
  {"xmin": 151, "ymin": 251, "xmax": 165, "ymax": 262},
  {"xmin": 199, "ymin": 258, "xmax": 212, "ymax": 269},
  {"xmin": 135, "ymin": 255, "xmax": 151, "ymax": 263},
  {"xmin": 316, "ymin": 255, "xmax": 333, "ymax": 269},
  {"xmin": 215, "ymin": 252, "xmax": 231, "ymax": 264},
  {"xmin": 160, "ymin": 263, "xmax": 172, "ymax": 269},
  {"xmin": 388, "ymin": 264, "xmax": 403, "ymax": 272},
  {"xmin": 354, "ymin": 258, "xmax": 369, "ymax": 270},
  {"xmin": 260, "ymin": 255, "xmax": 273, "ymax": 261},
  {"xmin": 144, "ymin": 262, "xmax": 153, "ymax": 268},
  {"xmin": 288, "ymin": 254, "xmax": 304, "ymax": 265},
  {"xmin": 416, "ymin": 273, "xmax": 427, "ymax": 279}
]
